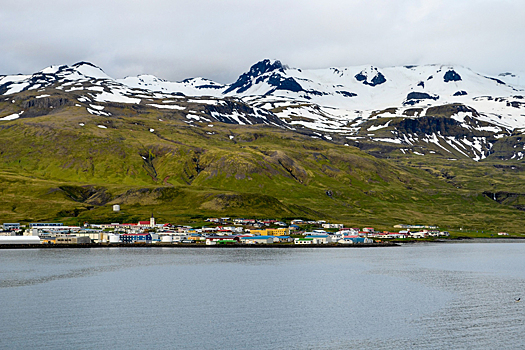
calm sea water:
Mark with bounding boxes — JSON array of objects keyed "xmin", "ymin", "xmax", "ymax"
[{"xmin": 1, "ymin": 242, "xmax": 525, "ymax": 349}]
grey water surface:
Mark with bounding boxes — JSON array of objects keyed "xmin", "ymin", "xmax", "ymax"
[{"xmin": 1, "ymin": 242, "xmax": 525, "ymax": 349}]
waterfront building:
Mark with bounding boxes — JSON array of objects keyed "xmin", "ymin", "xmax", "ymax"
[
  {"xmin": 249, "ymin": 228, "xmax": 290, "ymax": 236},
  {"xmin": 108, "ymin": 233, "xmax": 121, "ymax": 243},
  {"xmin": 410, "ymin": 231, "xmax": 428, "ymax": 238},
  {"xmin": 205, "ymin": 236, "xmax": 241, "ymax": 244},
  {"xmin": 294, "ymin": 238, "xmax": 313, "ymax": 244},
  {"xmin": 304, "ymin": 235, "xmax": 333, "ymax": 244},
  {"xmin": 240, "ymin": 236, "xmax": 275, "ymax": 244},
  {"xmin": 55, "ymin": 234, "xmax": 91, "ymax": 244},
  {"xmin": 0, "ymin": 236, "xmax": 41, "ymax": 244},
  {"xmin": 120, "ymin": 233, "xmax": 152, "ymax": 243},
  {"xmin": 275, "ymin": 236, "xmax": 294, "ymax": 243},
  {"xmin": 76, "ymin": 229, "xmax": 104, "ymax": 243},
  {"xmin": 339, "ymin": 236, "xmax": 373, "ymax": 244}
]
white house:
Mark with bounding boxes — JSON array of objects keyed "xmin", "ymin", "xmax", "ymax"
[
  {"xmin": 240, "ymin": 236, "xmax": 274, "ymax": 244},
  {"xmin": 410, "ymin": 231, "xmax": 428, "ymax": 238},
  {"xmin": 322, "ymin": 223, "xmax": 344, "ymax": 229},
  {"xmin": 294, "ymin": 238, "xmax": 313, "ymax": 244},
  {"xmin": 304, "ymin": 235, "xmax": 333, "ymax": 244}
]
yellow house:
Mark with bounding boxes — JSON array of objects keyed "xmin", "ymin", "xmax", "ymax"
[{"xmin": 250, "ymin": 228, "xmax": 290, "ymax": 236}]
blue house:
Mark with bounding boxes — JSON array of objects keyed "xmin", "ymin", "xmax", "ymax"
[
  {"xmin": 120, "ymin": 233, "xmax": 152, "ymax": 243},
  {"xmin": 340, "ymin": 236, "xmax": 372, "ymax": 244}
]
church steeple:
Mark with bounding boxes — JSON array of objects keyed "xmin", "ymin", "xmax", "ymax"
[{"xmin": 150, "ymin": 213, "xmax": 155, "ymax": 227}]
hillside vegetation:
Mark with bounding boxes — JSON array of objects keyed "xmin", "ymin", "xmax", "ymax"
[{"xmin": 1, "ymin": 98, "xmax": 525, "ymax": 234}]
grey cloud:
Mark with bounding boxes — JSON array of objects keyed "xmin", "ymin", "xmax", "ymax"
[{"xmin": 1, "ymin": 0, "xmax": 524, "ymax": 83}]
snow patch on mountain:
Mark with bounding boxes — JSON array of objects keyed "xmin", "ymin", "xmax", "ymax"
[
  {"xmin": 0, "ymin": 113, "xmax": 21, "ymax": 121},
  {"xmin": 147, "ymin": 103, "xmax": 185, "ymax": 110},
  {"xmin": 94, "ymin": 91, "xmax": 140, "ymax": 104},
  {"xmin": 71, "ymin": 62, "xmax": 111, "ymax": 80}
]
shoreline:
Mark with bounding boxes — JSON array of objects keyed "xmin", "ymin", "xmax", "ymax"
[
  {"xmin": 399, "ymin": 237, "xmax": 525, "ymax": 244},
  {"xmin": 0, "ymin": 242, "xmax": 399, "ymax": 249},
  {"xmin": 2, "ymin": 237, "xmax": 524, "ymax": 249}
]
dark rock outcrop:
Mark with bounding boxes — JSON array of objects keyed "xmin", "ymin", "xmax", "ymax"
[
  {"xmin": 404, "ymin": 92, "xmax": 439, "ymax": 105},
  {"xmin": 355, "ymin": 71, "xmax": 387, "ymax": 87},
  {"xmin": 336, "ymin": 90, "xmax": 357, "ymax": 98},
  {"xmin": 444, "ymin": 70, "xmax": 462, "ymax": 82},
  {"xmin": 266, "ymin": 74, "xmax": 303, "ymax": 93},
  {"xmin": 390, "ymin": 116, "xmax": 466, "ymax": 137}
]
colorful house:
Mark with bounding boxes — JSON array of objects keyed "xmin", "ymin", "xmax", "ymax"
[
  {"xmin": 250, "ymin": 228, "xmax": 290, "ymax": 236},
  {"xmin": 120, "ymin": 233, "xmax": 152, "ymax": 243}
]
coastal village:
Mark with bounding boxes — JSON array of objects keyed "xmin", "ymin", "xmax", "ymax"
[{"xmin": 0, "ymin": 213, "xmax": 456, "ymax": 245}]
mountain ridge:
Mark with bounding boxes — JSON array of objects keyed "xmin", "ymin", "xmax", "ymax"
[{"xmin": 1, "ymin": 59, "xmax": 525, "ymax": 162}]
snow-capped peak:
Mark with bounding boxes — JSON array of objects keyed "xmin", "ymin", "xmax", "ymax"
[
  {"xmin": 39, "ymin": 65, "xmax": 68, "ymax": 75},
  {"xmin": 70, "ymin": 62, "xmax": 111, "ymax": 80}
]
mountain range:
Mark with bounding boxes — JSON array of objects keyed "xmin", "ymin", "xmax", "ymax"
[
  {"xmin": 2, "ymin": 59, "xmax": 525, "ymax": 162},
  {"xmin": 1, "ymin": 59, "xmax": 525, "ymax": 232}
]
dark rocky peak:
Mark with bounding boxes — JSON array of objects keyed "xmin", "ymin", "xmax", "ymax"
[
  {"xmin": 224, "ymin": 59, "xmax": 287, "ymax": 94},
  {"xmin": 499, "ymin": 72, "xmax": 516, "ymax": 77},
  {"xmin": 443, "ymin": 69, "xmax": 462, "ymax": 82},
  {"xmin": 354, "ymin": 67, "xmax": 387, "ymax": 87},
  {"xmin": 247, "ymin": 59, "xmax": 285, "ymax": 77},
  {"xmin": 72, "ymin": 61, "xmax": 101, "ymax": 69},
  {"xmin": 453, "ymin": 90, "xmax": 468, "ymax": 96}
]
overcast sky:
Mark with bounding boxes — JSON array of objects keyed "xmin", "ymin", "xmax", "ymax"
[{"xmin": 1, "ymin": 0, "xmax": 524, "ymax": 83}]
